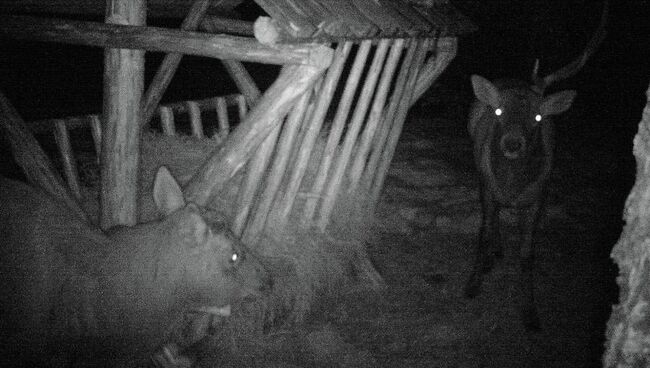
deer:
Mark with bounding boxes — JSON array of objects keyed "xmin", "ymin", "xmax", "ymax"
[
  {"xmin": 463, "ymin": 1, "xmax": 608, "ymax": 331},
  {"xmin": 0, "ymin": 166, "xmax": 271, "ymax": 367}
]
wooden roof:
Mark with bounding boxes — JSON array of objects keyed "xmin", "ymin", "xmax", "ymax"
[{"xmin": 254, "ymin": 0, "xmax": 475, "ymax": 41}]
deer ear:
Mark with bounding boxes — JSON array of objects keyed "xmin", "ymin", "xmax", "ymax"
[
  {"xmin": 540, "ymin": 90, "xmax": 576, "ymax": 116},
  {"xmin": 471, "ymin": 75, "xmax": 501, "ymax": 108},
  {"xmin": 153, "ymin": 166, "xmax": 186, "ymax": 216}
]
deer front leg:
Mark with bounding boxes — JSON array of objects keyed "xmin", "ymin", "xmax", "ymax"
[
  {"xmin": 517, "ymin": 201, "xmax": 543, "ymax": 331},
  {"xmin": 465, "ymin": 183, "xmax": 500, "ymax": 298}
]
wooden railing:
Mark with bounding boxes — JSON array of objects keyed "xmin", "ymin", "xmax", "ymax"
[{"xmin": 29, "ymin": 93, "xmax": 247, "ymax": 200}]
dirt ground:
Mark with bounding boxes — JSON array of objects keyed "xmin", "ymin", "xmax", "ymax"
[{"xmin": 291, "ymin": 111, "xmax": 622, "ymax": 368}]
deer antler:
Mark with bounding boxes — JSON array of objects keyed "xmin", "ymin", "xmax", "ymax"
[{"xmin": 532, "ymin": 0, "xmax": 608, "ymax": 93}]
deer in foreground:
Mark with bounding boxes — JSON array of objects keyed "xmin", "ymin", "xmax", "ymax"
[
  {"xmin": 464, "ymin": 1, "xmax": 608, "ymax": 331},
  {"xmin": 0, "ymin": 166, "xmax": 270, "ymax": 367}
]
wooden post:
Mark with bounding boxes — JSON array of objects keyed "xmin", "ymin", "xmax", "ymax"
[
  {"xmin": 347, "ymin": 38, "xmax": 405, "ymax": 194},
  {"xmin": 243, "ymin": 90, "xmax": 311, "ymax": 244},
  {"xmin": 215, "ymin": 96, "xmax": 229, "ymax": 140},
  {"xmin": 268, "ymin": 42, "xmax": 352, "ymax": 229},
  {"xmin": 301, "ymin": 40, "xmax": 372, "ymax": 224},
  {"xmin": 187, "ymin": 100, "xmax": 204, "ymax": 138},
  {"xmin": 316, "ymin": 39, "xmax": 391, "ymax": 230},
  {"xmin": 183, "ymin": 61, "xmax": 331, "ymax": 206},
  {"xmin": 370, "ymin": 39, "xmax": 430, "ymax": 207},
  {"xmin": 159, "ymin": 106, "xmax": 176, "ymax": 136},
  {"xmin": 0, "ymin": 90, "xmax": 88, "ymax": 223},
  {"xmin": 141, "ymin": 0, "xmax": 211, "ymax": 127},
  {"xmin": 89, "ymin": 115, "xmax": 102, "ymax": 162},
  {"xmin": 53, "ymin": 119, "xmax": 82, "ymax": 200},
  {"xmin": 100, "ymin": 0, "xmax": 145, "ymax": 229}
]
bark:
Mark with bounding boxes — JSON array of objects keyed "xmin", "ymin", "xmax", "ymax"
[{"xmin": 603, "ymin": 81, "xmax": 650, "ymax": 367}]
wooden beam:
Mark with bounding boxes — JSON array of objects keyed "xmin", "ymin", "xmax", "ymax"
[
  {"xmin": 142, "ymin": 0, "xmax": 213, "ymax": 128},
  {"xmin": 0, "ymin": 0, "xmax": 244, "ymax": 18},
  {"xmin": 0, "ymin": 90, "xmax": 89, "ymax": 223},
  {"xmin": 100, "ymin": 0, "xmax": 145, "ymax": 229},
  {"xmin": 411, "ymin": 37, "xmax": 457, "ymax": 104},
  {"xmin": 0, "ymin": 15, "xmax": 333, "ymax": 67},
  {"xmin": 184, "ymin": 62, "xmax": 329, "ymax": 206}
]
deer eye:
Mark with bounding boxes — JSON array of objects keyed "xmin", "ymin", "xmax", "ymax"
[
  {"xmin": 229, "ymin": 252, "xmax": 239, "ymax": 264},
  {"xmin": 535, "ymin": 114, "xmax": 542, "ymax": 122},
  {"xmin": 494, "ymin": 108, "xmax": 503, "ymax": 116}
]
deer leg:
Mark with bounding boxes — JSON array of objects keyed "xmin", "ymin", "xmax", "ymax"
[
  {"xmin": 517, "ymin": 201, "xmax": 543, "ymax": 331},
  {"xmin": 465, "ymin": 185, "xmax": 500, "ymax": 298}
]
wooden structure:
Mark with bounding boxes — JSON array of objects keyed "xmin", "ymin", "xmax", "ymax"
[{"xmin": 0, "ymin": 1, "xmax": 474, "ymax": 242}]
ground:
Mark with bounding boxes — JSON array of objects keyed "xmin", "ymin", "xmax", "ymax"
[{"xmin": 290, "ymin": 111, "xmax": 622, "ymax": 368}]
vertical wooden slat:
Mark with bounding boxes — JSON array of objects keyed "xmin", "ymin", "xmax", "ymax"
[
  {"xmin": 301, "ymin": 40, "xmax": 373, "ymax": 224},
  {"xmin": 141, "ymin": 0, "xmax": 211, "ymax": 127},
  {"xmin": 242, "ymin": 90, "xmax": 311, "ymax": 244},
  {"xmin": 232, "ymin": 118, "xmax": 282, "ymax": 237},
  {"xmin": 89, "ymin": 114, "xmax": 102, "ymax": 163},
  {"xmin": 101, "ymin": 0, "xmax": 145, "ymax": 229},
  {"xmin": 187, "ymin": 100, "xmax": 204, "ymax": 138},
  {"xmin": 215, "ymin": 96, "xmax": 229, "ymax": 140},
  {"xmin": 267, "ymin": 42, "xmax": 353, "ymax": 229},
  {"xmin": 53, "ymin": 119, "xmax": 82, "ymax": 200},
  {"xmin": 236, "ymin": 94, "xmax": 247, "ymax": 121},
  {"xmin": 362, "ymin": 38, "xmax": 418, "ymax": 190},
  {"xmin": 347, "ymin": 38, "xmax": 405, "ymax": 193},
  {"xmin": 183, "ymin": 63, "xmax": 329, "ymax": 207},
  {"xmin": 159, "ymin": 106, "xmax": 176, "ymax": 136},
  {"xmin": 370, "ymin": 38, "xmax": 430, "ymax": 207},
  {"xmin": 0, "ymin": 91, "xmax": 88, "ymax": 223},
  {"xmin": 220, "ymin": 60, "xmax": 261, "ymax": 106},
  {"xmin": 316, "ymin": 39, "xmax": 391, "ymax": 230}
]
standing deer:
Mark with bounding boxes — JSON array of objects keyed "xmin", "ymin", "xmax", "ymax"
[{"xmin": 464, "ymin": 1, "xmax": 608, "ymax": 331}]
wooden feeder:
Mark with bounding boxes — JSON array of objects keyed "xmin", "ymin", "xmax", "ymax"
[{"xmin": 0, "ymin": 0, "xmax": 475, "ymax": 324}]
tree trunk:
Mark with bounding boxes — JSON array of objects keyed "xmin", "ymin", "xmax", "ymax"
[{"xmin": 603, "ymin": 81, "xmax": 650, "ymax": 367}]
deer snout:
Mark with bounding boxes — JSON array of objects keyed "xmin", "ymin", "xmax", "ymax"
[{"xmin": 499, "ymin": 134, "xmax": 526, "ymax": 159}]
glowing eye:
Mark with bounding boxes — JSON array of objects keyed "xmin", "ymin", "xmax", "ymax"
[
  {"xmin": 495, "ymin": 108, "xmax": 502, "ymax": 116},
  {"xmin": 535, "ymin": 114, "xmax": 542, "ymax": 122},
  {"xmin": 230, "ymin": 252, "xmax": 239, "ymax": 263}
]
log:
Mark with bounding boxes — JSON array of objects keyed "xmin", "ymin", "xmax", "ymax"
[
  {"xmin": 411, "ymin": 37, "xmax": 457, "ymax": 104},
  {"xmin": 141, "ymin": 0, "xmax": 212, "ymax": 127},
  {"xmin": 215, "ymin": 97, "xmax": 229, "ymax": 141},
  {"xmin": 184, "ymin": 62, "xmax": 330, "ymax": 206},
  {"xmin": 100, "ymin": 0, "xmax": 145, "ymax": 229},
  {"xmin": 89, "ymin": 115, "xmax": 102, "ymax": 161},
  {"xmin": 243, "ymin": 91, "xmax": 311, "ymax": 244},
  {"xmin": 159, "ymin": 106, "xmax": 176, "ymax": 136},
  {"xmin": 0, "ymin": 90, "xmax": 89, "ymax": 223},
  {"xmin": 268, "ymin": 42, "xmax": 353, "ymax": 229},
  {"xmin": 187, "ymin": 101, "xmax": 205, "ymax": 138},
  {"xmin": 200, "ymin": 16, "xmax": 254, "ymax": 36},
  {"xmin": 220, "ymin": 60, "xmax": 261, "ymax": 107},
  {"xmin": 53, "ymin": 119, "xmax": 82, "ymax": 200},
  {"xmin": 0, "ymin": 15, "xmax": 333, "ymax": 67},
  {"xmin": 0, "ymin": 0, "xmax": 244, "ymax": 19},
  {"xmin": 347, "ymin": 38, "xmax": 405, "ymax": 193},
  {"xmin": 302, "ymin": 40, "xmax": 372, "ymax": 224},
  {"xmin": 316, "ymin": 39, "xmax": 391, "ymax": 230}
]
